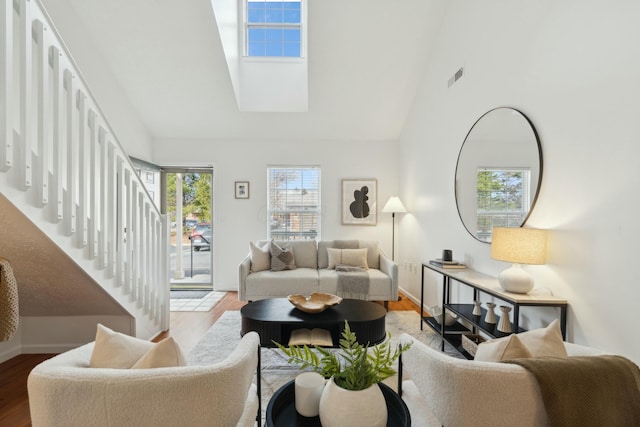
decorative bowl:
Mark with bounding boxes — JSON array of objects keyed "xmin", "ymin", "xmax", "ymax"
[
  {"xmin": 288, "ymin": 292, "xmax": 343, "ymax": 313},
  {"xmin": 427, "ymin": 306, "xmax": 459, "ymax": 326}
]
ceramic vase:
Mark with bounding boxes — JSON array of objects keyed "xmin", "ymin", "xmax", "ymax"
[
  {"xmin": 319, "ymin": 377, "xmax": 387, "ymax": 427},
  {"xmin": 484, "ymin": 302, "xmax": 497, "ymax": 324},
  {"xmin": 472, "ymin": 301, "xmax": 482, "ymax": 316},
  {"xmin": 497, "ymin": 306, "xmax": 512, "ymax": 333}
]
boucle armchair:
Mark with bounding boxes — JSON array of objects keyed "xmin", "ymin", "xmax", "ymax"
[
  {"xmin": 398, "ymin": 333, "xmax": 606, "ymax": 427},
  {"xmin": 28, "ymin": 331, "xmax": 261, "ymax": 427}
]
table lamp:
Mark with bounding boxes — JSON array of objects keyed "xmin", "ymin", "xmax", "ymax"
[
  {"xmin": 381, "ymin": 196, "xmax": 407, "ymax": 261},
  {"xmin": 490, "ymin": 227, "xmax": 547, "ymax": 293}
]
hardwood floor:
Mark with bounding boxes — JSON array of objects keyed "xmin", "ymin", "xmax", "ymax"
[{"xmin": 0, "ymin": 291, "xmax": 419, "ymax": 426}]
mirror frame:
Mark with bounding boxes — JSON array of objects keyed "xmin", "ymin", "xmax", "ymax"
[{"xmin": 454, "ymin": 107, "xmax": 543, "ymax": 243}]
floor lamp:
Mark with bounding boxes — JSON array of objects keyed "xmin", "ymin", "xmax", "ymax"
[{"xmin": 382, "ymin": 196, "xmax": 407, "ymax": 261}]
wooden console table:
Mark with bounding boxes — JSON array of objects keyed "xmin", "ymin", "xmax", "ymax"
[{"xmin": 421, "ymin": 263, "xmax": 568, "ymax": 359}]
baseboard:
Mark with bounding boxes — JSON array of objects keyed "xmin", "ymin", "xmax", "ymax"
[{"xmin": 0, "ymin": 346, "xmax": 22, "ymax": 363}]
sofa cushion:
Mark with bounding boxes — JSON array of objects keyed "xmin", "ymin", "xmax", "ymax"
[
  {"xmin": 270, "ymin": 241, "xmax": 296, "ymax": 271},
  {"xmin": 249, "ymin": 241, "xmax": 271, "ymax": 272},
  {"xmin": 275, "ymin": 240, "xmax": 317, "ymax": 269},
  {"xmin": 327, "ymin": 248, "xmax": 369, "ymax": 269},
  {"xmin": 517, "ymin": 319, "xmax": 568, "ymax": 357},
  {"xmin": 317, "ymin": 241, "xmax": 334, "ymax": 269},
  {"xmin": 90, "ymin": 324, "xmax": 154, "ymax": 368},
  {"xmin": 246, "ymin": 268, "xmax": 319, "ymax": 297},
  {"xmin": 474, "ymin": 334, "xmax": 533, "ymax": 362},
  {"xmin": 359, "ymin": 241, "xmax": 380, "ymax": 269},
  {"xmin": 131, "ymin": 337, "xmax": 186, "ymax": 369}
]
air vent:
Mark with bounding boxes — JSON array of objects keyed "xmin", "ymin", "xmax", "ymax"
[{"xmin": 448, "ymin": 67, "xmax": 464, "ymax": 87}]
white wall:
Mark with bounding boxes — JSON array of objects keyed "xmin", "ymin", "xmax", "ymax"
[
  {"xmin": 398, "ymin": 0, "xmax": 640, "ymax": 363},
  {"xmin": 152, "ymin": 139, "xmax": 400, "ymax": 291}
]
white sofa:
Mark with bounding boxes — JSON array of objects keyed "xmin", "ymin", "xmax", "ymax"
[
  {"xmin": 238, "ymin": 240, "xmax": 398, "ymax": 306},
  {"xmin": 398, "ymin": 333, "xmax": 607, "ymax": 427},
  {"xmin": 27, "ymin": 332, "xmax": 261, "ymax": 427}
]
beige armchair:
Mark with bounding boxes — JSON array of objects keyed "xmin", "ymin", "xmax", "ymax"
[
  {"xmin": 398, "ymin": 333, "xmax": 606, "ymax": 427},
  {"xmin": 28, "ymin": 331, "xmax": 261, "ymax": 427}
]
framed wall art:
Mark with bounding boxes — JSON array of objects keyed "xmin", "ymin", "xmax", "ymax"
[
  {"xmin": 235, "ymin": 181, "xmax": 250, "ymax": 199},
  {"xmin": 342, "ymin": 179, "xmax": 377, "ymax": 225}
]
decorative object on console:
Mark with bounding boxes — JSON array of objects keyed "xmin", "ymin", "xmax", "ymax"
[
  {"xmin": 428, "ymin": 305, "xmax": 459, "ymax": 326},
  {"xmin": 288, "ymin": 292, "xmax": 343, "ymax": 314},
  {"xmin": 497, "ymin": 305, "xmax": 512, "ymax": 333},
  {"xmin": 381, "ymin": 196, "xmax": 407, "ymax": 260},
  {"xmin": 342, "ymin": 179, "xmax": 377, "ymax": 226},
  {"xmin": 472, "ymin": 301, "xmax": 482, "ymax": 316},
  {"xmin": 491, "ymin": 226, "xmax": 547, "ymax": 294},
  {"xmin": 484, "ymin": 302, "xmax": 497, "ymax": 324}
]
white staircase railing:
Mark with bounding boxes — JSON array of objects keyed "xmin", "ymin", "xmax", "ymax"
[{"xmin": 1, "ymin": 0, "xmax": 169, "ymax": 334}]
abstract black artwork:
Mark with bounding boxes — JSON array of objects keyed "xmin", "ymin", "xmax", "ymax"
[{"xmin": 342, "ymin": 179, "xmax": 377, "ymax": 225}]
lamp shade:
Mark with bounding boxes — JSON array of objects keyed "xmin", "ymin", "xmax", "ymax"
[
  {"xmin": 382, "ymin": 197, "xmax": 407, "ymax": 213},
  {"xmin": 491, "ymin": 227, "xmax": 547, "ymax": 265}
]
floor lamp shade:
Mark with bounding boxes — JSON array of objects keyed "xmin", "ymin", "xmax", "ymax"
[
  {"xmin": 382, "ymin": 197, "xmax": 407, "ymax": 261},
  {"xmin": 491, "ymin": 227, "xmax": 547, "ymax": 293}
]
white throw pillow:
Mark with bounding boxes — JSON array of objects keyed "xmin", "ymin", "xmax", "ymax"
[
  {"xmin": 474, "ymin": 334, "xmax": 533, "ymax": 362},
  {"xmin": 327, "ymin": 248, "xmax": 368, "ymax": 269},
  {"xmin": 131, "ymin": 337, "xmax": 186, "ymax": 369},
  {"xmin": 249, "ymin": 241, "xmax": 271, "ymax": 272},
  {"xmin": 90, "ymin": 324, "xmax": 154, "ymax": 368},
  {"xmin": 517, "ymin": 319, "xmax": 568, "ymax": 357}
]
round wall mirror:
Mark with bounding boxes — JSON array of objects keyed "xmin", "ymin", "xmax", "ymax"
[{"xmin": 455, "ymin": 107, "xmax": 542, "ymax": 243}]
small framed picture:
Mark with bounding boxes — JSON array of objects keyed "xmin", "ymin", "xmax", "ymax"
[
  {"xmin": 235, "ymin": 181, "xmax": 249, "ymax": 199},
  {"xmin": 342, "ymin": 179, "xmax": 377, "ymax": 225}
]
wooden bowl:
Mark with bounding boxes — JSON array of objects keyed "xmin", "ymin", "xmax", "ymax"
[{"xmin": 288, "ymin": 292, "xmax": 343, "ymax": 313}]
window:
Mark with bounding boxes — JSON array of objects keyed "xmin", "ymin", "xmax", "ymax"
[
  {"xmin": 268, "ymin": 166, "xmax": 320, "ymax": 240},
  {"xmin": 476, "ymin": 168, "xmax": 531, "ymax": 241},
  {"xmin": 246, "ymin": 0, "xmax": 302, "ymax": 57}
]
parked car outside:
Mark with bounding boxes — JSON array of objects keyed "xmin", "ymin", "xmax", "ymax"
[{"xmin": 190, "ymin": 223, "xmax": 211, "ymax": 251}]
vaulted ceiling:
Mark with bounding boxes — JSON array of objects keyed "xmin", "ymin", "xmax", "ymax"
[{"xmin": 54, "ymin": 0, "xmax": 446, "ymax": 141}]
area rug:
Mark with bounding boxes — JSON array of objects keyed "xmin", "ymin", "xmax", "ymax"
[
  {"xmin": 187, "ymin": 310, "xmax": 459, "ymax": 423},
  {"xmin": 170, "ymin": 290, "xmax": 225, "ymax": 312}
]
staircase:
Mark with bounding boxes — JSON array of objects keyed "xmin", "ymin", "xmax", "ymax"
[{"xmin": 0, "ymin": 0, "xmax": 169, "ymax": 341}]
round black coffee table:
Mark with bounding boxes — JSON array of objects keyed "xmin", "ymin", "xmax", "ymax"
[
  {"xmin": 265, "ymin": 380, "xmax": 411, "ymax": 426},
  {"xmin": 240, "ymin": 298, "xmax": 386, "ymax": 347}
]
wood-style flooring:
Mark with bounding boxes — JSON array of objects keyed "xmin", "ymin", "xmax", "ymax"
[{"xmin": 0, "ymin": 292, "xmax": 420, "ymax": 427}]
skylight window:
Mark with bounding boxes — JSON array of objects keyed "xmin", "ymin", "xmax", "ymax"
[{"xmin": 246, "ymin": 0, "xmax": 302, "ymax": 57}]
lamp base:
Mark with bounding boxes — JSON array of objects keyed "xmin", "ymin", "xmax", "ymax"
[{"xmin": 498, "ymin": 264, "xmax": 534, "ymax": 294}]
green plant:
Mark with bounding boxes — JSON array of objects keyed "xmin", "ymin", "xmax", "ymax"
[{"xmin": 274, "ymin": 320, "xmax": 411, "ymax": 391}]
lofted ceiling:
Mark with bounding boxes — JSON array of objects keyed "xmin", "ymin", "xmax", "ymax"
[{"xmin": 57, "ymin": 0, "xmax": 445, "ymax": 141}]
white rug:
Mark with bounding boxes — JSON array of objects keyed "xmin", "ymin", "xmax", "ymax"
[{"xmin": 187, "ymin": 309, "xmax": 458, "ymax": 424}]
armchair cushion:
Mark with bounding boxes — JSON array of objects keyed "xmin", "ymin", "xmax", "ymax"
[
  {"xmin": 90, "ymin": 323, "xmax": 154, "ymax": 368},
  {"xmin": 474, "ymin": 334, "xmax": 532, "ymax": 362},
  {"xmin": 131, "ymin": 337, "xmax": 186, "ymax": 369}
]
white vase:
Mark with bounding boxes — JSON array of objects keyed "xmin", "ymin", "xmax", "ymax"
[
  {"xmin": 484, "ymin": 302, "xmax": 497, "ymax": 324},
  {"xmin": 472, "ymin": 301, "xmax": 482, "ymax": 316},
  {"xmin": 497, "ymin": 305, "xmax": 512, "ymax": 333},
  {"xmin": 319, "ymin": 377, "xmax": 387, "ymax": 427}
]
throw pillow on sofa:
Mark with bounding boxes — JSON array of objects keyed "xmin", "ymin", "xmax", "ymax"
[
  {"xmin": 327, "ymin": 248, "xmax": 369, "ymax": 269},
  {"xmin": 270, "ymin": 241, "xmax": 296, "ymax": 271},
  {"xmin": 249, "ymin": 241, "xmax": 271, "ymax": 272}
]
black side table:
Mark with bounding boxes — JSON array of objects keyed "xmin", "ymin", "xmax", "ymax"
[{"xmin": 265, "ymin": 380, "xmax": 411, "ymax": 427}]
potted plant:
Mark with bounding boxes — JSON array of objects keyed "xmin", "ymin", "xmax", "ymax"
[{"xmin": 275, "ymin": 320, "xmax": 411, "ymax": 427}]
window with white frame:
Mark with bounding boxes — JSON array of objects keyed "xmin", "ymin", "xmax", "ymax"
[
  {"xmin": 246, "ymin": 0, "xmax": 302, "ymax": 57},
  {"xmin": 267, "ymin": 166, "xmax": 320, "ymax": 240},
  {"xmin": 476, "ymin": 168, "xmax": 531, "ymax": 241}
]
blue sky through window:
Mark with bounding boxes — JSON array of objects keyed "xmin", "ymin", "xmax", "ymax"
[{"xmin": 247, "ymin": 1, "xmax": 301, "ymax": 57}]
